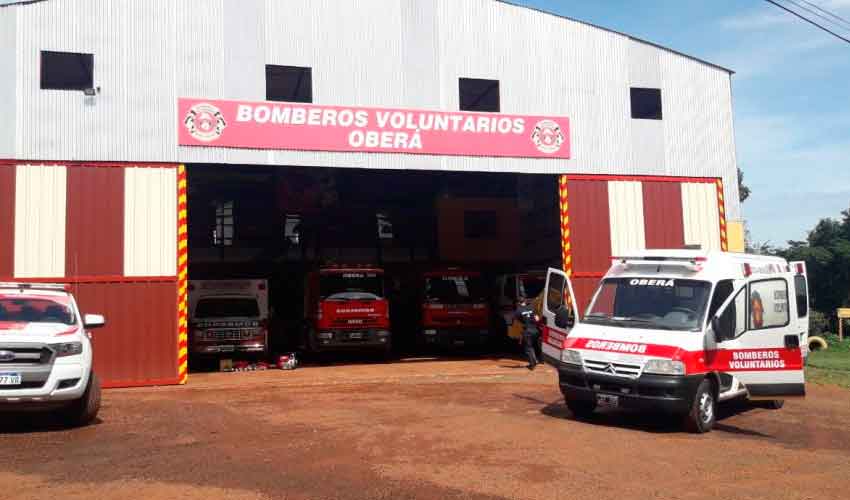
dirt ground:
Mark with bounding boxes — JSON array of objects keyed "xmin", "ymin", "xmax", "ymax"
[{"xmin": 2, "ymin": 357, "xmax": 850, "ymax": 500}]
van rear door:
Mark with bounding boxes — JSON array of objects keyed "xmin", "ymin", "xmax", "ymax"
[
  {"xmin": 710, "ymin": 276, "xmax": 805, "ymax": 398},
  {"xmin": 541, "ymin": 268, "xmax": 580, "ymax": 365},
  {"xmin": 789, "ymin": 261, "xmax": 810, "ymax": 360}
]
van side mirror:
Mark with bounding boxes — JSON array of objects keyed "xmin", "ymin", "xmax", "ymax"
[
  {"xmin": 84, "ymin": 314, "xmax": 106, "ymax": 329},
  {"xmin": 555, "ymin": 306, "xmax": 574, "ymax": 329},
  {"xmin": 712, "ymin": 313, "xmax": 732, "ymax": 342}
]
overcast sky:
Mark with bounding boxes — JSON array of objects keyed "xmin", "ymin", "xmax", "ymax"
[{"xmin": 3, "ymin": 0, "xmax": 848, "ymax": 246}]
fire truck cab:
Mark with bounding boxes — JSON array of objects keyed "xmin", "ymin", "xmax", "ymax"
[
  {"xmin": 303, "ymin": 266, "xmax": 392, "ymax": 355},
  {"xmin": 542, "ymin": 250, "xmax": 809, "ymax": 433},
  {"xmin": 419, "ymin": 269, "xmax": 491, "ymax": 349}
]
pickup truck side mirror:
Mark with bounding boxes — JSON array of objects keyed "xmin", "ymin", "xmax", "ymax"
[
  {"xmin": 554, "ymin": 306, "xmax": 575, "ymax": 329},
  {"xmin": 84, "ymin": 314, "xmax": 106, "ymax": 329}
]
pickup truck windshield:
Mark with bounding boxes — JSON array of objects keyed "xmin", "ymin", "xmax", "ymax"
[
  {"xmin": 0, "ymin": 297, "xmax": 76, "ymax": 325},
  {"xmin": 425, "ymin": 275, "xmax": 486, "ymax": 304},
  {"xmin": 320, "ymin": 273, "xmax": 384, "ymax": 300},
  {"xmin": 195, "ymin": 298, "xmax": 260, "ymax": 318},
  {"xmin": 585, "ymin": 278, "xmax": 711, "ymax": 331}
]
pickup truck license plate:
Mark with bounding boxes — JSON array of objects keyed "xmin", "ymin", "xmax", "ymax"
[
  {"xmin": 596, "ymin": 394, "xmax": 619, "ymax": 408},
  {"xmin": 348, "ymin": 332, "xmax": 363, "ymax": 340},
  {"xmin": 0, "ymin": 372, "xmax": 22, "ymax": 386}
]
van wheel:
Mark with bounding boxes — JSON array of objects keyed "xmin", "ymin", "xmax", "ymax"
[
  {"xmin": 566, "ymin": 399, "xmax": 596, "ymax": 419},
  {"xmin": 684, "ymin": 379, "xmax": 716, "ymax": 433},
  {"xmin": 64, "ymin": 372, "xmax": 101, "ymax": 427}
]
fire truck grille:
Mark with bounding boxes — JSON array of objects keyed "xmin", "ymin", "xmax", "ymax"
[{"xmin": 584, "ymin": 359, "xmax": 641, "ymax": 378}]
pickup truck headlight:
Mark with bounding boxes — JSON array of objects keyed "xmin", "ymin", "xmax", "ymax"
[
  {"xmin": 52, "ymin": 342, "xmax": 83, "ymax": 357},
  {"xmin": 643, "ymin": 359, "xmax": 685, "ymax": 376},
  {"xmin": 560, "ymin": 349, "xmax": 583, "ymax": 366}
]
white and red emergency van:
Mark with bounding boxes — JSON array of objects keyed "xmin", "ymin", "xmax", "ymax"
[
  {"xmin": 188, "ymin": 280, "xmax": 269, "ymax": 357},
  {"xmin": 541, "ymin": 250, "xmax": 809, "ymax": 433}
]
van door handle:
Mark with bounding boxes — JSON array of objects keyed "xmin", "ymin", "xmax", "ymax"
[{"xmin": 784, "ymin": 334, "xmax": 800, "ymax": 349}]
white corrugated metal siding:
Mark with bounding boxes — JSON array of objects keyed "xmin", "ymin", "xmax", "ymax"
[
  {"xmin": 681, "ymin": 182, "xmax": 722, "ymax": 251},
  {"xmin": 607, "ymin": 180, "xmax": 646, "ymax": 255},
  {"xmin": 14, "ymin": 164, "xmax": 67, "ymax": 278},
  {"xmin": 7, "ymin": 0, "xmax": 739, "ymax": 220},
  {"xmin": 124, "ymin": 167, "xmax": 177, "ymax": 277},
  {"xmin": 0, "ymin": 8, "xmax": 15, "ymax": 158}
]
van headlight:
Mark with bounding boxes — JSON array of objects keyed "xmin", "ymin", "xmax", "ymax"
[
  {"xmin": 52, "ymin": 342, "xmax": 83, "ymax": 357},
  {"xmin": 560, "ymin": 349, "xmax": 583, "ymax": 366},
  {"xmin": 643, "ymin": 359, "xmax": 685, "ymax": 376}
]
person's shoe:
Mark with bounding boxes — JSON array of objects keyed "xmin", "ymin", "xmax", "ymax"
[{"xmin": 526, "ymin": 365, "xmax": 534, "ymax": 371}]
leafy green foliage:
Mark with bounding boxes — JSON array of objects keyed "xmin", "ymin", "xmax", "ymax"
[{"xmin": 775, "ymin": 206, "xmax": 850, "ymax": 330}]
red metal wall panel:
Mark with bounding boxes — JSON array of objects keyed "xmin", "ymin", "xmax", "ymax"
[
  {"xmin": 0, "ymin": 165, "xmax": 14, "ymax": 277},
  {"xmin": 72, "ymin": 280, "xmax": 179, "ymax": 388},
  {"xmin": 642, "ymin": 181, "xmax": 685, "ymax": 249},
  {"xmin": 66, "ymin": 166, "xmax": 125, "ymax": 276},
  {"xmin": 566, "ymin": 179, "xmax": 611, "ymax": 274},
  {"xmin": 572, "ymin": 276, "xmax": 601, "ymax": 319}
]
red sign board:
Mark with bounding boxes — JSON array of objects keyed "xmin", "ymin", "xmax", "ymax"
[{"xmin": 178, "ymin": 98, "xmax": 570, "ymax": 159}]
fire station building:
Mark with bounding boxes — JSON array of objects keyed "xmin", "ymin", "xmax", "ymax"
[{"xmin": 0, "ymin": 0, "xmax": 744, "ymax": 387}]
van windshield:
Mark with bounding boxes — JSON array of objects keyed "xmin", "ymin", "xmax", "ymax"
[
  {"xmin": 195, "ymin": 298, "xmax": 260, "ymax": 318},
  {"xmin": 320, "ymin": 273, "xmax": 384, "ymax": 301},
  {"xmin": 584, "ymin": 278, "xmax": 712, "ymax": 331}
]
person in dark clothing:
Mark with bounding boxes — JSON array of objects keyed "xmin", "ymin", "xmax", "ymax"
[{"xmin": 514, "ymin": 299, "xmax": 540, "ymax": 370}]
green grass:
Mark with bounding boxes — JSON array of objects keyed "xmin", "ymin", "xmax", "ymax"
[{"xmin": 806, "ymin": 337, "xmax": 850, "ymax": 389}]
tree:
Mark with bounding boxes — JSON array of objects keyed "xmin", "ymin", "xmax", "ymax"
[
  {"xmin": 776, "ymin": 205, "xmax": 850, "ymax": 330},
  {"xmin": 737, "ymin": 167, "xmax": 751, "ymax": 203}
]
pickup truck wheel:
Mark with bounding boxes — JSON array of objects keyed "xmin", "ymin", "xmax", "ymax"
[
  {"xmin": 64, "ymin": 372, "xmax": 101, "ymax": 427},
  {"xmin": 566, "ymin": 399, "xmax": 596, "ymax": 419},
  {"xmin": 684, "ymin": 378, "xmax": 716, "ymax": 434}
]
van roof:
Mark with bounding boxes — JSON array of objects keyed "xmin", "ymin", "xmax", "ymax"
[{"xmin": 609, "ymin": 250, "xmax": 791, "ymax": 281}]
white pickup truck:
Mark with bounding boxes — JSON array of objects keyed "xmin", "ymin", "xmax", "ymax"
[{"xmin": 0, "ymin": 283, "xmax": 105, "ymax": 426}]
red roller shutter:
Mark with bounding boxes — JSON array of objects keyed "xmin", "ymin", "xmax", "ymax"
[
  {"xmin": 567, "ymin": 179, "xmax": 612, "ymax": 275},
  {"xmin": 642, "ymin": 181, "xmax": 685, "ymax": 249},
  {"xmin": 0, "ymin": 165, "xmax": 14, "ymax": 277},
  {"xmin": 66, "ymin": 166, "xmax": 125, "ymax": 277}
]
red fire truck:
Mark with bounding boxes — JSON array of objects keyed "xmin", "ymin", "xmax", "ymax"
[
  {"xmin": 419, "ymin": 269, "xmax": 491, "ymax": 348},
  {"xmin": 303, "ymin": 266, "xmax": 392, "ymax": 355}
]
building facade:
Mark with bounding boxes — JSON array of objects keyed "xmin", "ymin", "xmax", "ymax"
[{"xmin": 0, "ymin": 0, "xmax": 742, "ymax": 386}]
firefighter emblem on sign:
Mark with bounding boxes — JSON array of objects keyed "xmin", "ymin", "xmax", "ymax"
[
  {"xmin": 184, "ymin": 103, "xmax": 227, "ymax": 142},
  {"xmin": 531, "ymin": 120, "xmax": 564, "ymax": 154}
]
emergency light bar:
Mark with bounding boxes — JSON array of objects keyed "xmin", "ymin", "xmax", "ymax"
[
  {"xmin": 0, "ymin": 282, "xmax": 70, "ymax": 292},
  {"xmin": 612, "ymin": 256, "xmax": 706, "ymax": 271}
]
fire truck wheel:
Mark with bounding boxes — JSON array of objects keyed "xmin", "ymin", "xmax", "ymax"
[
  {"xmin": 684, "ymin": 378, "xmax": 716, "ymax": 434},
  {"xmin": 566, "ymin": 399, "xmax": 596, "ymax": 419},
  {"xmin": 63, "ymin": 372, "xmax": 101, "ymax": 427}
]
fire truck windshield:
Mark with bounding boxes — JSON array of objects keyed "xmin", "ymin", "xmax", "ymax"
[
  {"xmin": 584, "ymin": 278, "xmax": 712, "ymax": 331},
  {"xmin": 425, "ymin": 275, "xmax": 486, "ymax": 304},
  {"xmin": 320, "ymin": 273, "xmax": 384, "ymax": 300}
]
